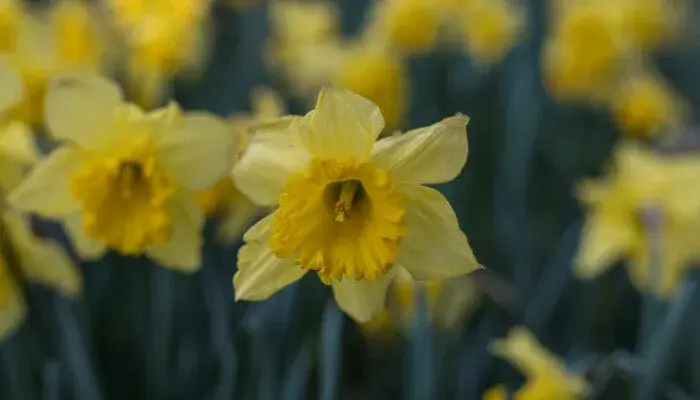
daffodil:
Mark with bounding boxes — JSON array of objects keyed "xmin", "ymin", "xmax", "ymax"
[
  {"xmin": 0, "ymin": 208, "xmax": 82, "ymax": 342},
  {"xmin": 575, "ymin": 142, "xmax": 700, "ymax": 297},
  {"xmin": 104, "ymin": 0, "xmax": 210, "ymax": 108},
  {"xmin": 611, "ymin": 70, "xmax": 686, "ymax": 139},
  {"xmin": 484, "ymin": 327, "xmax": 588, "ymax": 399},
  {"xmin": 232, "ymin": 87, "xmax": 480, "ymax": 322},
  {"xmin": 363, "ymin": 267, "xmax": 479, "ymax": 338},
  {"xmin": 10, "ymin": 75, "xmax": 235, "ymax": 271},
  {"xmin": 0, "ymin": 0, "xmax": 104, "ymax": 129},
  {"xmin": 196, "ymin": 87, "xmax": 285, "ymax": 243},
  {"xmin": 458, "ymin": 0, "xmax": 524, "ymax": 65},
  {"xmin": 377, "ymin": 0, "xmax": 441, "ymax": 54}
]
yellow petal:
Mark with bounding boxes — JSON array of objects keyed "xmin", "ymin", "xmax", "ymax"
[
  {"xmin": 0, "ymin": 122, "xmax": 38, "ymax": 164},
  {"xmin": 232, "ymin": 119, "xmax": 311, "ymax": 206},
  {"xmin": 0, "ymin": 277, "xmax": 25, "ymax": 342},
  {"xmin": 63, "ymin": 212, "xmax": 107, "ymax": 260},
  {"xmin": 490, "ymin": 326, "xmax": 561, "ymax": 378},
  {"xmin": 4, "ymin": 210, "xmax": 81, "ymax": 297},
  {"xmin": 371, "ymin": 114, "xmax": 469, "ymax": 184},
  {"xmin": 9, "ymin": 147, "xmax": 84, "ymax": 217},
  {"xmin": 44, "ymin": 75, "xmax": 123, "ymax": 149},
  {"xmin": 331, "ymin": 274, "xmax": 391, "ymax": 322},
  {"xmin": 147, "ymin": 192, "xmax": 204, "ymax": 272},
  {"xmin": 234, "ymin": 215, "xmax": 307, "ymax": 300},
  {"xmin": 0, "ymin": 58, "xmax": 22, "ymax": 112},
  {"xmin": 156, "ymin": 112, "xmax": 236, "ymax": 190},
  {"xmin": 300, "ymin": 87, "xmax": 385, "ymax": 161},
  {"xmin": 217, "ymin": 192, "xmax": 259, "ymax": 243},
  {"xmin": 574, "ymin": 213, "xmax": 632, "ymax": 279},
  {"xmin": 397, "ymin": 183, "xmax": 481, "ymax": 280}
]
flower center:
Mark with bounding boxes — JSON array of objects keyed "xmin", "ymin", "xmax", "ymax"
[
  {"xmin": 270, "ymin": 158, "xmax": 405, "ymax": 284},
  {"xmin": 69, "ymin": 150, "xmax": 176, "ymax": 254}
]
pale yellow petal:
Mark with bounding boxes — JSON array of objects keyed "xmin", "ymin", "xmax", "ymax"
[
  {"xmin": 331, "ymin": 274, "xmax": 391, "ymax": 322},
  {"xmin": 4, "ymin": 210, "xmax": 82, "ymax": 297},
  {"xmin": 574, "ymin": 213, "xmax": 633, "ymax": 279},
  {"xmin": 9, "ymin": 147, "xmax": 85, "ymax": 217},
  {"xmin": 397, "ymin": 183, "xmax": 481, "ymax": 280},
  {"xmin": 371, "ymin": 115, "xmax": 469, "ymax": 184},
  {"xmin": 147, "ymin": 192, "xmax": 204, "ymax": 273},
  {"xmin": 0, "ymin": 278, "xmax": 25, "ymax": 342},
  {"xmin": 0, "ymin": 58, "xmax": 22, "ymax": 112},
  {"xmin": 44, "ymin": 75, "xmax": 123, "ymax": 148},
  {"xmin": 63, "ymin": 212, "xmax": 107, "ymax": 260},
  {"xmin": 156, "ymin": 112, "xmax": 236, "ymax": 190},
  {"xmin": 232, "ymin": 120, "xmax": 311, "ymax": 206},
  {"xmin": 234, "ymin": 215, "xmax": 307, "ymax": 300},
  {"xmin": 0, "ymin": 122, "xmax": 38, "ymax": 164},
  {"xmin": 300, "ymin": 86, "xmax": 385, "ymax": 161},
  {"xmin": 490, "ymin": 326, "xmax": 561, "ymax": 378},
  {"xmin": 217, "ymin": 192, "xmax": 259, "ymax": 243}
]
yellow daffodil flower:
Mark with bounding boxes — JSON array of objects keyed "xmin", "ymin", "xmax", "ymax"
[
  {"xmin": 363, "ymin": 267, "xmax": 479, "ymax": 338},
  {"xmin": 484, "ymin": 327, "xmax": 588, "ymax": 399},
  {"xmin": 196, "ymin": 87, "xmax": 285, "ymax": 243},
  {"xmin": 616, "ymin": 0, "xmax": 685, "ymax": 50},
  {"xmin": 10, "ymin": 75, "xmax": 235, "ymax": 272},
  {"xmin": 459, "ymin": 0, "xmax": 524, "ymax": 65},
  {"xmin": 575, "ymin": 142, "xmax": 700, "ymax": 297},
  {"xmin": 611, "ymin": 70, "xmax": 686, "ymax": 139},
  {"xmin": 232, "ymin": 87, "xmax": 481, "ymax": 322},
  {"xmin": 378, "ymin": 0, "xmax": 441, "ymax": 54},
  {"xmin": 104, "ymin": 0, "xmax": 210, "ymax": 108},
  {"xmin": 0, "ymin": 0, "xmax": 104, "ymax": 129}
]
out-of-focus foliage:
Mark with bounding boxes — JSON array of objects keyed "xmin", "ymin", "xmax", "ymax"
[{"xmin": 1, "ymin": 0, "xmax": 700, "ymax": 399}]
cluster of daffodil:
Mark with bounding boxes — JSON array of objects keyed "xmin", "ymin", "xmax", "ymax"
[
  {"xmin": 543, "ymin": 0, "xmax": 688, "ymax": 138},
  {"xmin": 267, "ymin": 0, "xmax": 524, "ymax": 134}
]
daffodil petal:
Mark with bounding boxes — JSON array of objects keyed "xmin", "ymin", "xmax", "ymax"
[
  {"xmin": 490, "ymin": 327, "xmax": 562, "ymax": 379},
  {"xmin": 574, "ymin": 214, "xmax": 632, "ymax": 279},
  {"xmin": 156, "ymin": 112, "xmax": 235, "ymax": 190},
  {"xmin": 44, "ymin": 75, "xmax": 122, "ymax": 149},
  {"xmin": 300, "ymin": 86, "xmax": 385, "ymax": 161},
  {"xmin": 234, "ymin": 215, "xmax": 307, "ymax": 300},
  {"xmin": 0, "ymin": 59, "xmax": 22, "ymax": 112},
  {"xmin": 147, "ymin": 193, "xmax": 204, "ymax": 273},
  {"xmin": 0, "ymin": 280, "xmax": 25, "ymax": 342},
  {"xmin": 9, "ymin": 147, "xmax": 84, "ymax": 217},
  {"xmin": 4, "ymin": 211, "xmax": 82, "ymax": 297},
  {"xmin": 331, "ymin": 274, "xmax": 391, "ymax": 322},
  {"xmin": 63, "ymin": 212, "xmax": 107, "ymax": 260},
  {"xmin": 371, "ymin": 115, "xmax": 469, "ymax": 184},
  {"xmin": 233, "ymin": 121, "xmax": 311, "ymax": 206},
  {"xmin": 0, "ymin": 122, "xmax": 38, "ymax": 164},
  {"xmin": 397, "ymin": 183, "xmax": 481, "ymax": 280}
]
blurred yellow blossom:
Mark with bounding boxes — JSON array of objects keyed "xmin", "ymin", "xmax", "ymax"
[
  {"xmin": 105, "ymin": 0, "xmax": 210, "ymax": 108},
  {"xmin": 485, "ymin": 327, "xmax": 588, "ymax": 399},
  {"xmin": 617, "ymin": 0, "xmax": 686, "ymax": 50},
  {"xmin": 333, "ymin": 49, "xmax": 407, "ymax": 133},
  {"xmin": 379, "ymin": 0, "xmax": 440, "ymax": 54},
  {"xmin": 611, "ymin": 70, "xmax": 686, "ymax": 139},
  {"xmin": 0, "ymin": 0, "xmax": 105, "ymax": 129},
  {"xmin": 363, "ymin": 267, "xmax": 479, "ymax": 338},
  {"xmin": 10, "ymin": 75, "xmax": 235, "ymax": 272},
  {"xmin": 267, "ymin": 0, "xmax": 345, "ymax": 102},
  {"xmin": 575, "ymin": 142, "xmax": 700, "ymax": 297},
  {"xmin": 0, "ymin": 0, "xmax": 21, "ymax": 52},
  {"xmin": 196, "ymin": 87, "xmax": 285, "ymax": 243},
  {"xmin": 459, "ymin": 0, "xmax": 524, "ymax": 65},
  {"xmin": 232, "ymin": 87, "xmax": 481, "ymax": 322}
]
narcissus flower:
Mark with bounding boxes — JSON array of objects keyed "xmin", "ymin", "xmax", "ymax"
[
  {"xmin": 379, "ymin": 0, "xmax": 441, "ymax": 54},
  {"xmin": 0, "ymin": 209, "xmax": 82, "ymax": 342},
  {"xmin": 104, "ymin": 0, "xmax": 210, "ymax": 108},
  {"xmin": 459, "ymin": 0, "xmax": 524, "ymax": 65},
  {"xmin": 233, "ymin": 87, "xmax": 481, "ymax": 322},
  {"xmin": 196, "ymin": 87, "xmax": 285, "ymax": 242},
  {"xmin": 575, "ymin": 142, "xmax": 700, "ymax": 298},
  {"xmin": 484, "ymin": 327, "xmax": 588, "ymax": 399},
  {"xmin": 10, "ymin": 75, "xmax": 235, "ymax": 271}
]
